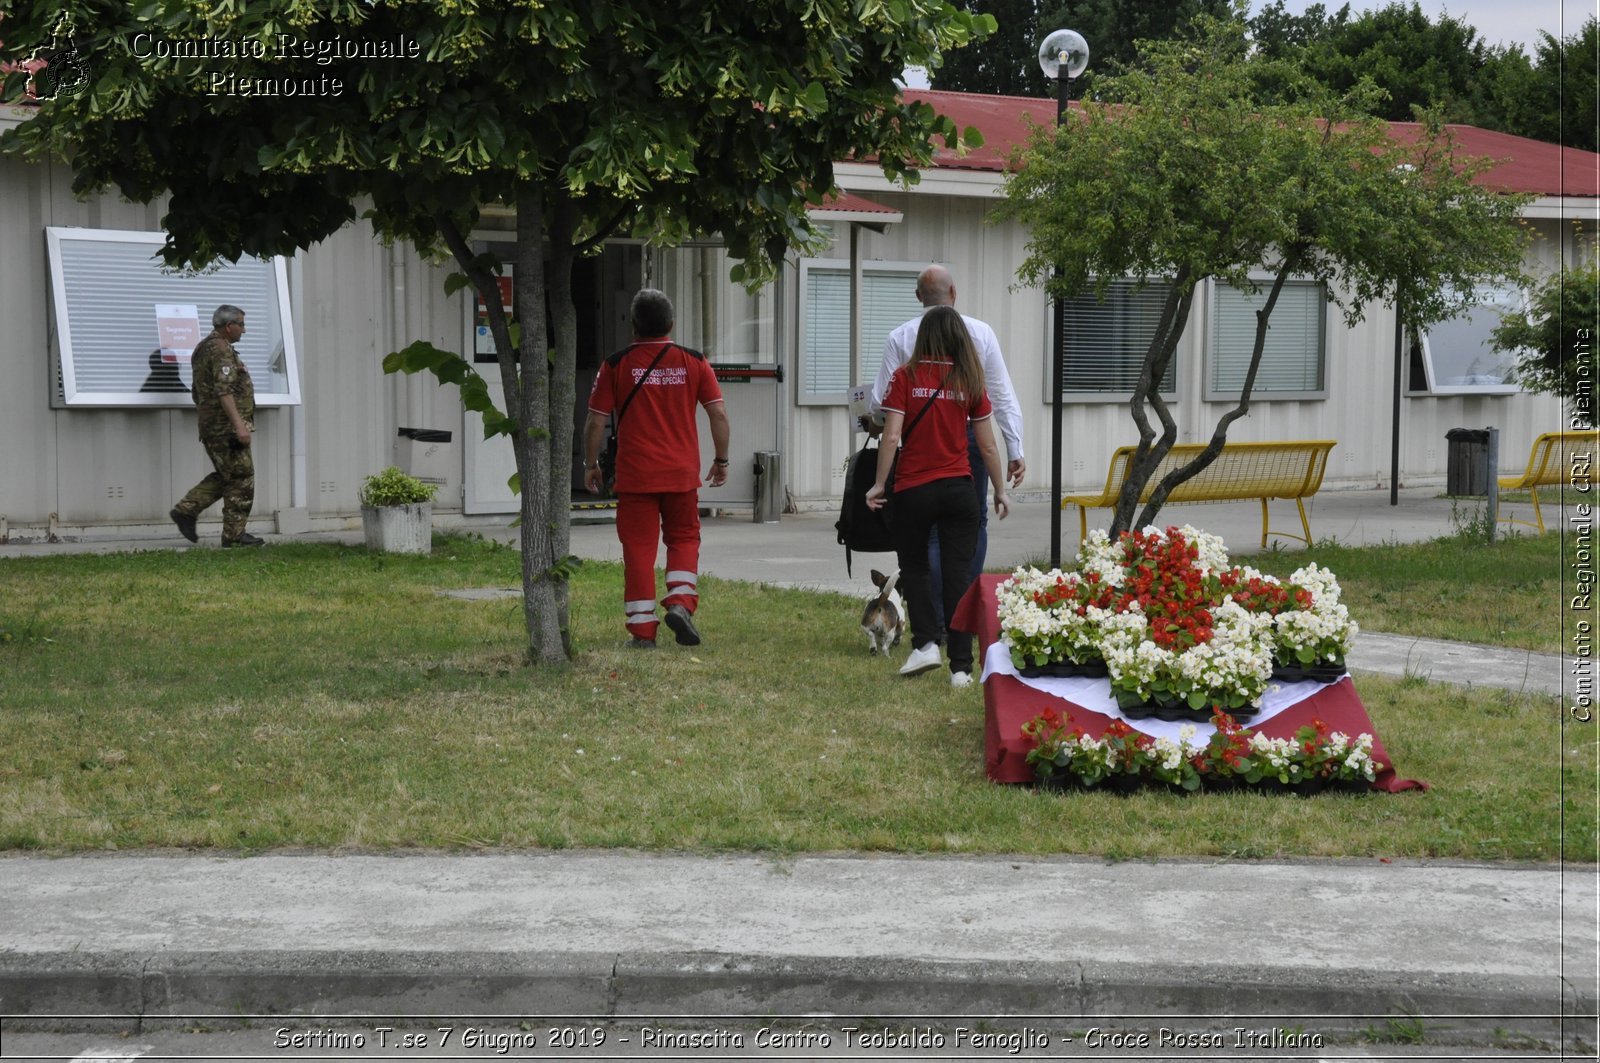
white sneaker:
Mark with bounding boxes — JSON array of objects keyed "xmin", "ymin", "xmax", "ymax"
[
  {"xmin": 950, "ymin": 670, "xmax": 974, "ymax": 689},
  {"xmin": 899, "ymin": 642, "xmax": 943, "ymax": 677}
]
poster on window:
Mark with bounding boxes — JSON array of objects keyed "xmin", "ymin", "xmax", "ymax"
[
  {"xmin": 474, "ymin": 270, "xmax": 514, "ymax": 360},
  {"xmin": 155, "ymin": 304, "xmax": 201, "ymax": 356},
  {"xmin": 140, "ymin": 303, "xmax": 201, "ymax": 394}
]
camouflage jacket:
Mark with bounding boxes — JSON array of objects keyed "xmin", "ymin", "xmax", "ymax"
[{"xmin": 190, "ymin": 331, "xmax": 254, "ymax": 443}]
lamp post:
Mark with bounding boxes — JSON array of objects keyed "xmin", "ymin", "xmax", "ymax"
[{"xmin": 1039, "ymin": 29, "xmax": 1089, "ymax": 569}]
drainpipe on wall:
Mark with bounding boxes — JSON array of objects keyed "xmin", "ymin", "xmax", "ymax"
[
  {"xmin": 847, "ymin": 222, "xmax": 863, "ymax": 481},
  {"xmin": 275, "ymin": 252, "xmax": 311, "ymax": 534}
]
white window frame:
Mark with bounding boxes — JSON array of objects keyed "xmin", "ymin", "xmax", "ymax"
[
  {"xmin": 1408, "ymin": 281, "xmax": 1526, "ymax": 396},
  {"xmin": 46, "ymin": 226, "xmax": 301, "ymax": 408},
  {"xmin": 796, "ymin": 257, "xmax": 926, "ymax": 405},
  {"xmin": 1206, "ymin": 275, "xmax": 1328, "ymax": 401},
  {"xmin": 1054, "ymin": 277, "xmax": 1180, "ymax": 403}
]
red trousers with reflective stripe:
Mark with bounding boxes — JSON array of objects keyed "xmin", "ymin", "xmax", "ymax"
[{"xmin": 616, "ymin": 490, "xmax": 701, "ymax": 641}]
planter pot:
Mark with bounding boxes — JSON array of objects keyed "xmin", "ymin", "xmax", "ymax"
[
  {"xmin": 1017, "ymin": 656, "xmax": 1109, "ymax": 679},
  {"xmin": 1271, "ymin": 658, "xmax": 1347, "ymax": 683},
  {"xmin": 1036, "ymin": 772, "xmax": 1083, "ymax": 793},
  {"xmin": 1115, "ymin": 691, "xmax": 1260, "ymax": 723},
  {"xmin": 362, "ymin": 502, "xmax": 432, "ymax": 555},
  {"xmin": 1104, "ymin": 773, "xmax": 1143, "ymax": 795}
]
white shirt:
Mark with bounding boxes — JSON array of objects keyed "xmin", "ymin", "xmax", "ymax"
[{"xmin": 869, "ymin": 308, "xmax": 1024, "ymax": 464}]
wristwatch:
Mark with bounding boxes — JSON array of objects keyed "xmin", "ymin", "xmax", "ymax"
[{"xmin": 712, "ymin": 458, "xmax": 729, "ymax": 466}]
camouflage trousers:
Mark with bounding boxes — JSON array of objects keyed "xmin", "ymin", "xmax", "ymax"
[{"xmin": 175, "ymin": 439, "xmax": 255, "ymax": 543}]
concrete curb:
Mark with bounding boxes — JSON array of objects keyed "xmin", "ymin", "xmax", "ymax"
[
  {"xmin": 3, "ymin": 853, "xmax": 1593, "ymax": 1040},
  {"xmin": 0, "ymin": 951, "xmax": 1580, "ymax": 1039}
]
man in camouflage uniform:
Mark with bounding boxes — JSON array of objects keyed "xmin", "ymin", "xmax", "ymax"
[{"xmin": 170, "ymin": 305, "xmax": 265, "ymax": 547}]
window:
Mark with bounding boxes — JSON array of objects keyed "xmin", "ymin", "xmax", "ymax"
[
  {"xmin": 47, "ymin": 227, "xmax": 300, "ymax": 408},
  {"xmin": 1059, "ymin": 279, "xmax": 1177, "ymax": 399},
  {"xmin": 1210, "ymin": 279, "xmax": 1326, "ymax": 399},
  {"xmin": 1410, "ymin": 283, "xmax": 1524, "ymax": 395},
  {"xmin": 798, "ymin": 259, "xmax": 925, "ymax": 403}
]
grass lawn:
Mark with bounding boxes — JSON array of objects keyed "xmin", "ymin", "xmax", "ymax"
[
  {"xmin": 1236, "ymin": 527, "xmax": 1571, "ymax": 655},
  {"xmin": 1, "ymin": 532, "xmax": 1590, "ymax": 860}
]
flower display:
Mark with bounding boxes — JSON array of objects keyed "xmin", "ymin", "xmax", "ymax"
[
  {"xmin": 997, "ymin": 525, "xmax": 1358, "ymax": 716},
  {"xmin": 1024, "ymin": 709, "xmax": 1383, "ymax": 793}
]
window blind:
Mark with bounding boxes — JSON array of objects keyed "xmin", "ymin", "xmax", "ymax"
[
  {"xmin": 1062, "ymin": 279, "xmax": 1177, "ymax": 394},
  {"xmin": 1211, "ymin": 280, "xmax": 1326, "ymax": 394},
  {"xmin": 47, "ymin": 228, "xmax": 300, "ymax": 408},
  {"xmin": 802, "ymin": 266, "xmax": 924, "ymax": 395}
]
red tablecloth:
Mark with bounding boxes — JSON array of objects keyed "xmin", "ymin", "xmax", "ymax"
[{"xmin": 952, "ymin": 574, "xmax": 1426, "ymax": 792}]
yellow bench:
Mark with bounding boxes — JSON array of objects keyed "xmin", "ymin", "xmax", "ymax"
[
  {"xmin": 1064, "ymin": 440, "xmax": 1338, "ymax": 549},
  {"xmin": 1498, "ymin": 430, "xmax": 1597, "ymax": 533}
]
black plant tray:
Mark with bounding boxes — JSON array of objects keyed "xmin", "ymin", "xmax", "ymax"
[
  {"xmin": 1017, "ymin": 657, "xmax": 1109, "ymax": 679},
  {"xmin": 1117, "ymin": 695, "xmax": 1259, "ymax": 723},
  {"xmin": 1270, "ymin": 659, "xmax": 1347, "ymax": 683}
]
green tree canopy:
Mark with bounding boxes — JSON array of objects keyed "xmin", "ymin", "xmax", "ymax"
[
  {"xmin": 1248, "ymin": 2, "xmax": 1594, "ymax": 150},
  {"xmin": 1493, "ymin": 257, "xmax": 1600, "ymax": 400},
  {"xmin": 1, "ymin": 0, "xmax": 991, "ymax": 664},
  {"xmin": 932, "ymin": 0, "xmax": 1228, "ymax": 97},
  {"xmin": 1522, "ymin": 19, "xmax": 1600, "ymax": 151},
  {"xmin": 994, "ymin": 14, "xmax": 1529, "ymax": 536}
]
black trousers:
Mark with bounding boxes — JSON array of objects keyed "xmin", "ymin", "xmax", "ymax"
[{"xmin": 891, "ymin": 475, "xmax": 980, "ymax": 674}]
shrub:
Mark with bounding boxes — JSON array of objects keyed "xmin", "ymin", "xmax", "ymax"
[{"xmin": 359, "ymin": 466, "xmax": 438, "ymax": 507}]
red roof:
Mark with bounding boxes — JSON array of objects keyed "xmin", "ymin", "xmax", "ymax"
[
  {"xmin": 902, "ymin": 88, "xmax": 1600, "ymax": 198},
  {"xmin": 810, "ymin": 190, "xmax": 902, "ymax": 216}
]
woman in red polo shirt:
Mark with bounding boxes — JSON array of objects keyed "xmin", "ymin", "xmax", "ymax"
[{"xmin": 866, "ymin": 305, "xmax": 1011, "ymax": 685}]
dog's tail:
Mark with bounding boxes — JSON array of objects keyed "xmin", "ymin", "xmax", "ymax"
[{"xmin": 870, "ymin": 568, "xmax": 899, "ymax": 607}]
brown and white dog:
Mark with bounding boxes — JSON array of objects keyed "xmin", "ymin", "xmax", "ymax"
[{"xmin": 861, "ymin": 568, "xmax": 905, "ymax": 656}]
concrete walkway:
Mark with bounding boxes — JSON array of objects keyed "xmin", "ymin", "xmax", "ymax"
[{"xmin": 2, "ymin": 487, "xmax": 1593, "ymax": 1040}]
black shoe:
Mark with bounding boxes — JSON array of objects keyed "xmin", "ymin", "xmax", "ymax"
[
  {"xmin": 664, "ymin": 604, "xmax": 701, "ymax": 646},
  {"xmin": 627, "ymin": 637, "xmax": 657, "ymax": 650},
  {"xmin": 170, "ymin": 508, "xmax": 198, "ymax": 543},
  {"xmin": 223, "ymin": 532, "xmax": 266, "ymax": 548}
]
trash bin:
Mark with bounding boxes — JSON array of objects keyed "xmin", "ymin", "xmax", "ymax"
[
  {"xmin": 1445, "ymin": 427, "xmax": 1490, "ymax": 496},
  {"xmin": 397, "ymin": 427, "xmax": 456, "ymax": 494},
  {"xmin": 753, "ymin": 450, "xmax": 782, "ymax": 523}
]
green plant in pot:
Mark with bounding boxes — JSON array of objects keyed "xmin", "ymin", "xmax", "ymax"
[{"xmin": 359, "ymin": 466, "xmax": 438, "ymax": 554}]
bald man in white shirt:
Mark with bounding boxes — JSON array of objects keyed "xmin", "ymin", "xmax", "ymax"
[{"xmin": 866, "ymin": 264, "xmax": 1026, "ymax": 622}]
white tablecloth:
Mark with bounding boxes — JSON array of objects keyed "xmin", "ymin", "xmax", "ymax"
[{"xmin": 980, "ymin": 642, "xmax": 1348, "ymax": 744}]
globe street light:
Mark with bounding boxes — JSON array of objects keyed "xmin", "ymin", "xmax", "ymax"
[{"xmin": 1039, "ymin": 29, "xmax": 1088, "ymax": 568}]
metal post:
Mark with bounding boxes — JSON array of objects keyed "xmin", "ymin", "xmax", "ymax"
[
  {"xmin": 1390, "ymin": 304, "xmax": 1402, "ymax": 506},
  {"xmin": 1486, "ymin": 425, "xmax": 1499, "ymax": 542},
  {"xmin": 1049, "ymin": 67, "xmax": 1069, "ymax": 569}
]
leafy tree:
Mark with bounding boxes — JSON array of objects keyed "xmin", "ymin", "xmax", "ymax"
[
  {"xmin": 934, "ymin": 0, "xmax": 1045, "ymax": 96},
  {"xmin": 1493, "ymin": 257, "xmax": 1600, "ymax": 399},
  {"xmin": 931, "ymin": 0, "xmax": 1228, "ymax": 97},
  {"xmin": 1522, "ymin": 19, "xmax": 1600, "ymax": 151},
  {"xmin": 0, "ymin": 0, "xmax": 990, "ymax": 665},
  {"xmin": 994, "ymin": 15, "xmax": 1528, "ymax": 537},
  {"xmin": 1254, "ymin": 1, "xmax": 1490, "ymax": 124},
  {"xmin": 1248, "ymin": 1, "xmax": 1590, "ymax": 147}
]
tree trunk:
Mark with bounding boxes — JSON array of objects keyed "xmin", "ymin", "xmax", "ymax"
[
  {"xmin": 546, "ymin": 192, "xmax": 580, "ymax": 659},
  {"xmin": 1123, "ymin": 256, "xmax": 1302, "ymax": 533},
  {"xmin": 1110, "ymin": 272, "xmax": 1193, "ymax": 537},
  {"xmin": 512, "ymin": 184, "xmax": 566, "ymax": 666}
]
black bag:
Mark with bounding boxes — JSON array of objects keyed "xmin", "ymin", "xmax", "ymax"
[
  {"xmin": 597, "ymin": 431, "xmax": 619, "ymax": 496},
  {"xmin": 836, "ymin": 442, "xmax": 896, "ymax": 576},
  {"xmin": 835, "ymin": 369, "xmax": 952, "ymax": 575}
]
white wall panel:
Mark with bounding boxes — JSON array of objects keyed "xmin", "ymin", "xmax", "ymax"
[
  {"xmin": 789, "ymin": 194, "xmax": 1577, "ymax": 504},
  {"xmin": 0, "ymin": 157, "xmax": 468, "ymax": 530}
]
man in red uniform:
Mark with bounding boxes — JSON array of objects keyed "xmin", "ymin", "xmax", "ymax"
[{"xmin": 583, "ymin": 289, "xmax": 731, "ymax": 648}]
